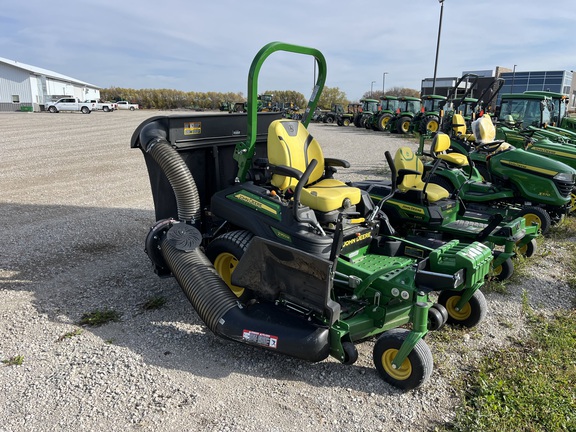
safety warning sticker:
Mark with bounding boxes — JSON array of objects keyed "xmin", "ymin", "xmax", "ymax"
[
  {"xmin": 242, "ymin": 330, "xmax": 278, "ymax": 349},
  {"xmin": 183, "ymin": 122, "xmax": 201, "ymax": 135}
]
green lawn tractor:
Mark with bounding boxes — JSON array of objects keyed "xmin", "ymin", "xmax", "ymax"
[
  {"xmin": 409, "ymin": 94, "xmax": 447, "ymax": 136},
  {"xmin": 354, "ymin": 98, "xmax": 380, "ymax": 128},
  {"xmin": 386, "ymin": 96, "xmax": 422, "ymax": 135},
  {"xmin": 353, "ymin": 141, "xmax": 539, "ymax": 281},
  {"xmin": 420, "ymin": 116, "xmax": 576, "ymax": 234},
  {"xmin": 337, "ymin": 103, "xmax": 361, "ymax": 126},
  {"xmin": 131, "ymin": 42, "xmax": 493, "ymax": 391},
  {"xmin": 364, "ymin": 95, "xmax": 400, "ymax": 131}
]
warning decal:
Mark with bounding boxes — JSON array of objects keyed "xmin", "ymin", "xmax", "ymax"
[
  {"xmin": 183, "ymin": 122, "xmax": 201, "ymax": 135},
  {"xmin": 242, "ymin": 330, "xmax": 278, "ymax": 349}
]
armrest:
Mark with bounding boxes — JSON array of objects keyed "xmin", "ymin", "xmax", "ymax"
[
  {"xmin": 324, "ymin": 157, "xmax": 350, "ymax": 168},
  {"xmin": 269, "ymin": 164, "xmax": 303, "ymax": 180},
  {"xmin": 397, "ymin": 168, "xmax": 420, "ymax": 186}
]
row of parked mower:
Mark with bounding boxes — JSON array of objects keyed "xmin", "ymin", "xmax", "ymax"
[{"xmin": 131, "ymin": 43, "xmax": 575, "ymax": 392}]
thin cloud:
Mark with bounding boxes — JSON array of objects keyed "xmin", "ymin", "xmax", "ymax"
[{"xmin": 1, "ymin": 0, "xmax": 575, "ymax": 99}]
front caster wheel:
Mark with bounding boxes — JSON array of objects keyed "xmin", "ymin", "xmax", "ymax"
[
  {"xmin": 491, "ymin": 252, "xmax": 514, "ymax": 281},
  {"xmin": 373, "ymin": 329, "xmax": 433, "ymax": 391},
  {"xmin": 517, "ymin": 238, "xmax": 537, "ymax": 258},
  {"xmin": 437, "ymin": 289, "xmax": 487, "ymax": 328},
  {"xmin": 428, "ymin": 303, "xmax": 449, "ymax": 331},
  {"xmin": 342, "ymin": 341, "xmax": 358, "ymax": 365}
]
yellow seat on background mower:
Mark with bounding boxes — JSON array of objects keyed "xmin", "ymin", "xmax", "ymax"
[
  {"xmin": 431, "ymin": 132, "xmax": 469, "ymax": 167},
  {"xmin": 394, "ymin": 147, "xmax": 450, "ymax": 203},
  {"xmin": 472, "ymin": 115, "xmax": 512, "ymax": 152},
  {"xmin": 267, "ymin": 119, "xmax": 361, "ymax": 213},
  {"xmin": 452, "ymin": 113, "xmax": 476, "ymax": 142}
]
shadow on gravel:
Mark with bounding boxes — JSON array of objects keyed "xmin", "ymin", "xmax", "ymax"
[{"xmin": 1, "ymin": 202, "xmax": 409, "ymax": 396}]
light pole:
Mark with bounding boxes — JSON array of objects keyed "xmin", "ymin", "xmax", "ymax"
[
  {"xmin": 432, "ymin": 0, "xmax": 445, "ymax": 95},
  {"xmin": 511, "ymin": 64, "xmax": 517, "ymax": 93},
  {"xmin": 382, "ymin": 72, "xmax": 388, "ymax": 94},
  {"xmin": 371, "ymin": 81, "xmax": 376, "ymax": 97}
]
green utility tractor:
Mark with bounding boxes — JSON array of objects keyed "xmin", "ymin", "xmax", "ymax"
[
  {"xmin": 410, "ymin": 95, "xmax": 447, "ymax": 136},
  {"xmin": 420, "ymin": 115, "xmax": 576, "ymax": 234},
  {"xmin": 132, "ymin": 42, "xmax": 493, "ymax": 391},
  {"xmin": 387, "ymin": 96, "xmax": 422, "ymax": 134},
  {"xmin": 354, "ymin": 98, "xmax": 380, "ymax": 128},
  {"xmin": 496, "ymin": 92, "xmax": 576, "ymax": 147},
  {"xmin": 322, "ymin": 104, "xmax": 344, "ymax": 124},
  {"xmin": 523, "ymin": 90, "xmax": 576, "ymax": 134},
  {"xmin": 365, "ymin": 96, "xmax": 400, "ymax": 131},
  {"xmin": 337, "ymin": 103, "xmax": 362, "ymax": 126},
  {"xmin": 353, "ymin": 140, "xmax": 539, "ymax": 281}
]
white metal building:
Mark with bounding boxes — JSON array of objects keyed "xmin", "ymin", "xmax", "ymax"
[{"xmin": 0, "ymin": 57, "xmax": 100, "ymax": 112}]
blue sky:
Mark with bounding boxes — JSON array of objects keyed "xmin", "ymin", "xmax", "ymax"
[{"xmin": 2, "ymin": 0, "xmax": 575, "ymax": 100}]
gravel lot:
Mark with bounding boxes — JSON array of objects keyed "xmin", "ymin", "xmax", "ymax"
[{"xmin": 0, "ymin": 110, "xmax": 572, "ymax": 431}]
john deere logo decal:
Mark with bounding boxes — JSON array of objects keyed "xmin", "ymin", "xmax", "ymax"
[
  {"xmin": 387, "ymin": 199, "xmax": 425, "ymax": 215},
  {"xmin": 228, "ymin": 191, "xmax": 281, "ymax": 220}
]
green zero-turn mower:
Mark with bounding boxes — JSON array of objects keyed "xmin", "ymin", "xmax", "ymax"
[
  {"xmin": 419, "ymin": 115, "xmax": 576, "ymax": 234},
  {"xmin": 352, "ymin": 137, "xmax": 539, "ymax": 281},
  {"xmin": 131, "ymin": 42, "xmax": 492, "ymax": 391}
]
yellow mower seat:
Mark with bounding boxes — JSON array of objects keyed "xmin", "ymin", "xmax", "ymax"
[
  {"xmin": 452, "ymin": 113, "xmax": 476, "ymax": 142},
  {"xmin": 431, "ymin": 132, "xmax": 469, "ymax": 167},
  {"xmin": 394, "ymin": 147, "xmax": 450, "ymax": 203},
  {"xmin": 267, "ymin": 119, "xmax": 361, "ymax": 213}
]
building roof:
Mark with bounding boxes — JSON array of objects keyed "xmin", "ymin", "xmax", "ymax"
[{"xmin": 0, "ymin": 56, "xmax": 100, "ymax": 89}]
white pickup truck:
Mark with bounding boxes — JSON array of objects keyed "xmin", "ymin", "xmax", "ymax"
[
  {"xmin": 116, "ymin": 101, "xmax": 139, "ymax": 110},
  {"xmin": 84, "ymin": 99, "xmax": 116, "ymax": 112},
  {"xmin": 46, "ymin": 97, "xmax": 93, "ymax": 114}
]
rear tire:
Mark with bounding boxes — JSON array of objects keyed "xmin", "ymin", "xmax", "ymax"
[
  {"xmin": 378, "ymin": 113, "xmax": 393, "ymax": 131},
  {"xmin": 205, "ymin": 230, "xmax": 254, "ymax": 301},
  {"xmin": 48, "ymin": 106, "xmax": 57, "ymax": 113},
  {"xmin": 420, "ymin": 115, "xmax": 440, "ymax": 135},
  {"xmin": 397, "ymin": 116, "xmax": 412, "ymax": 134},
  {"xmin": 81, "ymin": 106, "xmax": 90, "ymax": 114}
]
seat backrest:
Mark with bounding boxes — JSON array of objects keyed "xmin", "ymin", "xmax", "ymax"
[
  {"xmin": 472, "ymin": 115, "xmax": 496, "ymax": 143},
  {"xmin": 432, "ymin": 132, "xmax": 451, "ymax": 154},
  {"xmin": 452, "ymin": 113, "xmax": 467, "ymax": 136},
  {"xmin": 267, "ymin": 120, "xmax": 325, "ymax": 190},
  {"xmin": 394, "ymin": 147, "xmax": 424, "ymax": 190}
]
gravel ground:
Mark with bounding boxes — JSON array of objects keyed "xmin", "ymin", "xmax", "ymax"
[{"xmin": 0, "ymin": 110, "xmax": 573, "ymax": 432}]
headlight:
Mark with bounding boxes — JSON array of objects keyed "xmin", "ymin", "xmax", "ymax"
[{"xmin": 553, "ymin": 172, "xmax": 576, "ymax": 182}]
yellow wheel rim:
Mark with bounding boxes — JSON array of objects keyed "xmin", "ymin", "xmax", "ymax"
[
  {"xmin": 380, "ymin": 117, "xmax": 390, "ymax": 128},
  {"xmin": 522, "ymin": 213, "xmax": 542, "ymax": 230},
  {"xmin": 427, "ymin": 121, "xmax": 439, "ymax": 132},
  {"xmin": 517, "ymin": 243, "xmax": 528, "ymax": 255},
  {"xmin": 570, "ymin": 192, "xmax": 576, "ymax": 213},
  {"xmin": 401, "ymin": 121, "xmax": 411, "ymax": 132},
  {"xmin": 381, "ymin": 348, "xmax": 412, "ymax": 381},
  {"xmin": 214, "ymin": 252, "xmax": 244, "ymax": 298},
  {"xmin": 444, "ymin": 295, "xmax": 471, "ymax": 321}
]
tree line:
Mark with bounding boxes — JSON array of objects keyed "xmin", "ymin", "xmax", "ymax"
[{"xmin": 100, "ymin": 86, "xmax": 420, "ymax": 111}]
